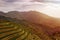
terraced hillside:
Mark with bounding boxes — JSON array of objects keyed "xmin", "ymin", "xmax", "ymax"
[
  {"xmin": 0, "ymin": 15, "xmax": 60, "ymax": 40},
  {"xmin": 0, "ymin": 15, "xmax": 55, "ymax": 40},
  {"xmin": 0, "ymin": 16, "xmax": 42, "ymax": 40},
  {"xmin": 0, "ymin": 11, "xmax": 60, "ymax": 40}
]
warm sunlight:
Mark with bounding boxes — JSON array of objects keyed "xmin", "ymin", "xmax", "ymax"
[
  {"xmin": 37, "ymin": 3, "xmax": 60, "ymax": 18},
  {"xmin": 0, "ymin": 0, "xmax": 60, "ymax": 40}
]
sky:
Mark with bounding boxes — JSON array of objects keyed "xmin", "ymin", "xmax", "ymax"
[{"xmin": 0, "ymin": 0, "xmax": 60, "ymax": 18}]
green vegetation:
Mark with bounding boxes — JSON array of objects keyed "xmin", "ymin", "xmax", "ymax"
[
  {"xmin": 0, "ymin": 16, "xmax": 41, "ymax": 40},
  {"xmin": 0, "ymin": 16, "xmax": 60, "ymax": 40}
]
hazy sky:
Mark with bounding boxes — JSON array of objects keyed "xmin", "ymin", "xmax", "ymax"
[
  {"xmin": 0, "ymin": 0, "xmax": 60, "ymax": 18},
  {"xmin": 2, "ymin": 0, "xmax": 60, "ymax": 2}
]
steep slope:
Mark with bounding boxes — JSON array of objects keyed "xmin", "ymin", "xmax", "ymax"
[
  {"xmin": 0, "ymin": 11, "xmax": 60, "ymax": 35},
  {"xmin": 0, "ymin": 11, "xmax": 60, "ymax": 40},
  {"xmin": 20, "ymin": 11, "xmax": 60, "ymax": 34}
]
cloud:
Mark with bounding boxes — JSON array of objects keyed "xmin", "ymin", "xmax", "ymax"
[{"xmin": 1, "ymin": 0, "xmax": 60, "ymax": 2}]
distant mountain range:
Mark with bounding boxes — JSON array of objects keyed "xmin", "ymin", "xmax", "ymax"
[{"xmin": 0, "ymin": 11, "xmax": 60, "ymax": 39}]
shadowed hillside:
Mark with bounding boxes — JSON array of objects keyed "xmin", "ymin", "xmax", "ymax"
[{"xmin": 0, "ymin": 11, "xmax": 60, "ymax": 40}]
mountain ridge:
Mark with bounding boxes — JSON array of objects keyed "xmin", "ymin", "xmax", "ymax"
[{"xmin": 0, "ymin": 11, "xmax": 60, "ymax": 35}]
